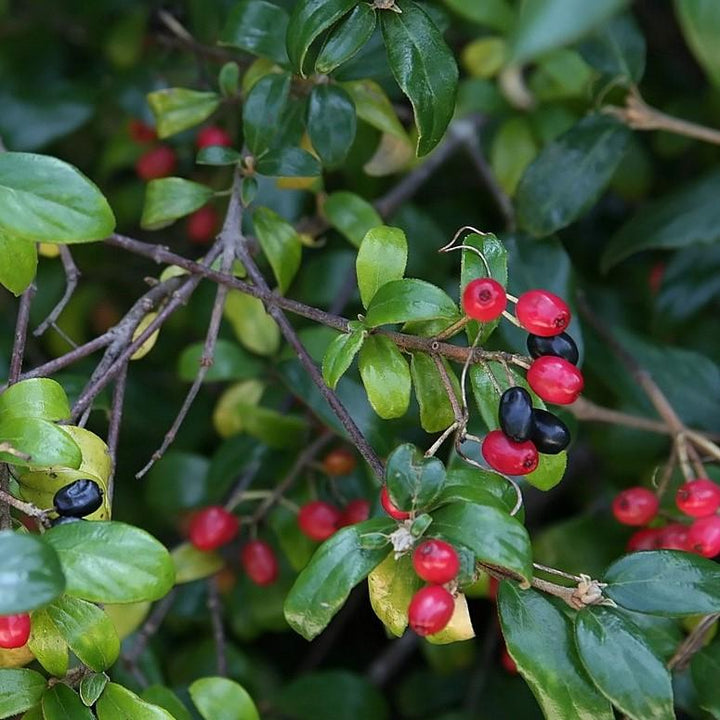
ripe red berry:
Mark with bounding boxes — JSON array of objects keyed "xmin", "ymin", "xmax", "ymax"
[
  {"xmin": 298, "ymin": 501, "xmax": 341, "ymax": 541},
  {"xmin": 241, "ymin": 540, "xmax": 278, "ymax": 586},
  {"xmin": 687, "ymin": 516, "xmax": 720, "ymax": 557},
  {"xmin": 196, "ymin": 125, "xmax": 233, "ymax": 149},
  {"xmin": 322, "ymin": 447, "xmax": 357, "ymax": 476},
  {"xmin": 612, "ymin": 487, "xmax": 659, "ymax": 526},
  {"xmin": 481, "ymin": 429, "xmax": 538, "ymax": 475},
  {"xmin": 526, "ymin": 356, "xmax": 584, "ymax": 405},
  {"xmin": 408, "ymin": 586, "xmax": 455, "ymax": 636},
  {"xmin": 135, "ymin": 145, "xmax": 177, "ymax": 180},
  {"xmin": 500, "ymin": 646, "xmax": 518, "ymax": 674},
  {"xmin": 0, "ymin": 614, "xmax": 31, "ymax": 649},
  {"xmin": 380, "ymin": 486, "xmax": 411, "ymax": 520},
  {"xmin": 187, "ymin": 205, "xmax": 219, "ymax": 244},
  {"xmin": 657, "ymin": 523, "xmax": 690, "ymax": 551},
  {"xmin": 676, "ymin": 478, "xmax": 720, "ymax": 518},
  {"xmin": 627, "ymin": 527, "xmax": 661, "ymax": 552},
  {"xmin": 188, "ymin": 506, "xmax": 240, "ymax": 551},
  {"xmin": 338, "ymin": 499, "xmax": 371, "ymax": 527},
  {"xmin": 462, "ymin": 278, "xmax": 507, "ymax": 322},
  {"xmin": 412, "ymin": 539, "xmax": 460, "ymax": 585},
  {"xmin": 128, "ymin": 119, "xmax": 157, "ymax": 144},
  {"xmin": 515, "ymin": 290, "xmax": 570, "ymax": 337}
]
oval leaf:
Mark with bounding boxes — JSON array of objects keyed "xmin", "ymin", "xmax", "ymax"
[
  {"xmin": 0, "ymin": 231, "xmax": 36, "ymax": 297},
  {"xmin": 189, "ymin": 677, "xmax": 259, "ymax": 720},
  {"xmin": 0, "ymin": 417, "xmax": 82, "ymax": 469},
  {"xmin": 220, "ymin": 0, "xmax": 290, "ymax": 64},
  {"xmin": 364, "ymin": 278, "xmax": 459, "ymax": 328},
  {"xmin": 172, "ymin": 542, "xmax": 225, "ymax": 584},
  {"xmin": 41, "ymin": 684, "xmax": 94, "ymax": 720},
  {"xmin": 147, "ymin": 89, "xmax": 220, "ymax": 139},
  {"xmin": 410, "ymin": 352, "xmax": 459, "ymax": 433},
  {"xmin": 96, "ymin": 683, "xmax": 175, "ymax": 720},
  {"xmin": 342, "ymin": 79, "xmax": 409, "ymax": 141},
  {"xmin": 255, "ymin": 147, "xmax": 321, "ymax": 177},
  {"xmin": 28, "ymin": 609, "xmax": 68, "ymax": 677},
  {"xmin": 356, "ymin": 226, "xmax": 407, "ymax": 309},
  {"xmin": 322, "ymin": 329, "xmax": 365, "ymax": 390},
  {"xmin": 0, "ymin": 669, "xmax": 46, "ymax": 718},
  {"xmin": 368, "ymin": 553, "xmax": 422, "ymax": 637},
  {"xmin": 358, "ymin": 335, "xmax": 411, "ymax": 420},
  {"xmin": 316, "ymin": 4, "xmax": 377, "ymax": 74},
  {"xmin": 307, "ymin": 84, "xmax": 356, "ymax": 168},
  {"xmin": 253, "ymin": 206, "xmax": 302, "ymax": 293},
  {"xmin": 323, "ymin": 191, "xmax": 382, "ymax": 248},
  {"xmin": 674, "ymin": 0, "xmax": 720, "ymax": 87},
  {"xmin": 242, "ymin": 73, "xmax": 291, "ymax": 156},
  {"xmin": 224, "ymin": 291, "xmax": 280, "ymax": 356},
  {"xmin": 140, "ymin": 178, "xmax": 213, "ymax": 230},
  {"xmin": 80, "ymin": 674, "xmax": 109, "ymax": 708},
  {"xmin": 385, "ymin": 443, "xmax": 446, "ymax": 511},
  {"xmin": 0, "ymin": 378, "xmax": 70, "ymax": 422}
]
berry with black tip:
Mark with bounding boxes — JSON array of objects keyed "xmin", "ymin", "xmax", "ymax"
[
  {"xmin": 498, "ymin": 387, "xmax": 533, "ymax": 442},
  {"xmin": 687, "ymin": 516, "xmax": 720, "ymax": 557},
  {"xmin": 408, "ymin": 586, "xmax": 455, "ymax": 636},
  {"xmin": 482, "ymin": 430, "xmax": 538, "ymax": 475},
  {"xmin": 241, "ymin": 540, "xmax": 278, "ymax": 586},
  {"xmin": 676, "ymin": 478, "xmax": 720, "ymax": 518},
  {"xmin": 54, "ymin": 479, "xmax": 103, "ymax": 518},
  {"xmin": 462, "ymin": 278, "xmax": 507, "ymax": 322},
  {"xmin": 380, "ymin": 486, "xmax": 411, "ymax": 520},
  {"xmin": 0, "ymin": 614, "xmax": 31, "ymax": 649},
  {"xmin": 612, "ymin": 487, "xmax": 659, "ymax": 526},
  {"xmin": 527, "ymin": 356, "xmax": 584, "ymax": 405},
  {"xmin": 526, "ymin": 332, "xmax": 579, "ymax": 365},
  {"xmin": 515, "ymin": 290, "xmax": 570, "ymax": 337},
  {"xmin": 412, "ymin": 539, "xmax": 460, "ymax": 585},
  {"xmin": 298, "ymin": 501, "xmax": 341, "ymax": 541},
  {"xmin": 530, "ymin": 409, "xmax": 570, "ymax": 454},
  {"xmin": 189, "ymin": 506, "xmax": 240, "ymax": 551}
]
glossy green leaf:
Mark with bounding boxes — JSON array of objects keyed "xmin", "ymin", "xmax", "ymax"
[
  {"xmin": 140, "ymin": 178, "xmax": 213, "ymax": 230},
  {"xmin": 367, "ymin": 553, "xmax": 422, "ymax": 637},
  {"xmin": 356, "ymin": 225, "xmax": 407, "ymax": 308},
  {"xmin": 213, "ymin": 380, "xmax": 265, "ymax": 438},
  {"xmin": 385, "ymin": 443, "xmax": 445, "ymax": 511},
  {"xmin": 524, "ymin": 451, "xmax": 568, "ymax": 491},
  {"xmin": 410, "ymin": 352, "xmax": 459, "ymax": 433},
  {"xmin": 364, "ymin": 279, "xmax": 458, "ymax": 328},
  {"xmin": 516, "ymin": 114, "xmax": 631, "ymax": 237},
  {"xmin": 286, "ymin": 0, "xmax": 357, "ymax": 76},
  {"xmin": 322, "ymin": 329, "xmax": 365, "ymax": 390},
  {"xmin": 0, "ymin": 152, "xmax": 115, "ymax": 243},
  {"xmin": 0, "ymin": 669, "xmax": 46, "ymax": 718},
  {"xmin": 147, "ymin": 88, "xmax": 220, "ymax": 139},
  {"xmin": 28, "ymin": 608, "xmax": 68, "ymax": 677},
  {"xmin": 189, "ymin": 677, "xmax": 259, "ymax": 720},
  {"xmin": 255, "ymin": 147, "xmax": 321, "ymax": 177},
  {"xmin": 441, "ymin": 0, "xmax": 513, "ymax": 31},
  {"xmin": 96, "ymin": 683, "xmax": 175, "ymax": 720},
  {"xmin": 284, "ymin": 518, "xmax": 394, "ymax": 640},
  {"xmin": 323, "ymin": 191, "xmax": 382, "ymax": 248},
  {"xmin": 380, "ymin": 0, "xmax": 459, "ymax": 156},
  {"xmin": 253, "ymin": 206, "xmax": 302, "ymax": 293},
  {"xmin": 498, "ymin": 584, "xmax": 613, "ymax": 720},
  {"xmin": 431, "ymin": 503, "xmax": 533, "ymax": 583},
  {"xmin": 242, "ymin": 73, "xmax": 291, "ymax": 156},
  {"xmin": 675, "ymin": 0, "xmax": 720, "ymax": 86},
  {"xmin": 0, "ymin": 378, "xmax": 71, "ymax": 422},
  {"xmin": 316, "ymin": 5, "xmax": 377, "ymax": 74},
  {"xmin": 80, "ymin": 674, "xmax": 108, "ymax": 707},
  {"xmin": 235, "ymin": 404, "xmax": 307, "ymax": 449},
  {"xmin": 44, "ymin": 521, "xmax": 175, "ymax": 604},
  {"xmin": 218, "ymin": 62, "xmax": 240, "ymax": 97},
  {"xmin": 437, "ymin": 466, "xmax": 518, "ymax": 515},
  {"xmin": 220, "ymin": 0, "xmax": 290, "ymax": 65},
  {"xmin": 0, "ymin": 417, "xmax": 81, "ymax": 468},
  {"xmin": 177, "ymin": 339, "xmax": 262, "ymax": 383},
  {"xmin": 579, "ymin": 13, "xmax": 646, "ymax": 82},
  {"xmin": 574, "ymin": 607, "xmax": 674, "ymax": 720},
  {"xmin": 341, "ymin": 79, "xmax": 409, "ymax": 141},
  {"xmin": 196, "ymin": 146, "xmax": 242, "ymax": 166},
  {"xmin": 508, "ymin": 0, "xmax": 629, "ymax": 65},
  {"xmin": 171, "ymin": 542, "xmax": 225, "ymax": 584},
  {"xmin": 41, "ymin": 683, "xmax": 94, "ymax": 720},
  {"xmin": 0, "ymin": 231, "xmax": 36, "ymax": 296},
  {"xmin": 358, "ymin": 335, "xmax": 411, "ymax": 420},
  {"xmin": 691, "ymin": 639, "xmax": 720, "ymax": 717},
  {"xmin": 224, "ymin": 291, "xmax": 280, "ymax": 356},
  {"xmin": 490, "ymin": 117, "xmax": 537, "ymax": 196},
  {"xmin": 0, "ymin": 532, "xmax": 65, "ymax": 614},
  {"xmin": 308, "ymin": 84, "xmax": 356, "ymax": 168}
]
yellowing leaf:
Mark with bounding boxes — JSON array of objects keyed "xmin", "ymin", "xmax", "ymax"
[{"xmin": 130, "ymin": 312, "xmax": 160, "ymax": 360}]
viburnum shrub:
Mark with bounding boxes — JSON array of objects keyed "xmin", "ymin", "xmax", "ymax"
[{"xmin": 2, "ymin": 2, "xmax": 720, "ymax": 719}]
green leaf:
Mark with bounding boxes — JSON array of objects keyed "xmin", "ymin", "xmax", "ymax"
[
  {"xmin": 44, "ymin": 521, "xmax": 175, "ymax": 604},
  {"xmin": 219, "ymin": 0, "xmax": 290, "ymax": 65},
  {"xmin": 323, "ymin": 191, "xmax": 382, "ymax": 248},
  {"xmin": 308, "ymin": 84, "xmax": 356, "ymax": 168},
  {"xmin": 524, "ymin": 451, "xmax": 568, "ymax": 492},
  {"xmin": 385, "ymin": 443, "xmax": 445, "ymax": 512},
  {"xmin": 0, "ymin": 231, "xmax": 36, "ymax": 296},
  {"xmin": 177, "ymin": 339, "xmax": 262, "ymax": 383},
  {"xmin": 430, "ymin": 503, "xmax": 533, "ymax": 583},
  {"xmin": 189, "ymin": 677, "xmax": 259, "ymax": 720},
  {"xmin": 367, "ymin": 553, "xmax": 422, "ymax": 637},
  {"xmin": 236, "ymin": 405, "xmax": 307, "ymax": 449},
  {"xmin": 286, "ymin": 0, "xmax": 357, "ymax": 76},
  {"xmin": 410, "ymin": 353, "xmax": 459, "ymax": 433},
  {"xmin": 80, "ymin": 674, "xmax": 108, "ymax": 708},
  {"xmin": 96, "ymin": 683, "xmax": 175, "ymax": 720},
  {"xmin": 691, "ymin": 639, "xmax": 720, "ymax": 717},
  {"xmin": 358, "ymin": 335, "xmax": 411, "ymax": 420},
  {"xmin": 516, "ymin": 114, "xmax": 631, "ymax": 237},
  {"xmin": 0, "ymin": 378, "xmax": 71, "ymax": 422},
  {"xmin": 438, "ymin": 465, "xmax": 519, "ymax": 515},
  {"xmin": 674, "ymin": 0, "xmax": 720, "ymax": 87},
  {"xmin": 0, "ymin": 669, "xmax": 46, "ymax": 718},
  {"xmin": 0, "ymin": 152, "xmax": 115, "ymax": 243},
  {"xmin": 41, "ymin": 684, "xmax": 94, "ymax": 720},
  {"xmin": 253, "ymin": 206, "xmax": 302, "ymax": 293},
  {"xmin": 364, "ymin": 279, "xmax": 459, "ymax": 328},
  {"xmin": 322, "ymin": 330, "xmax": 365, "ymax": 390},
  {"xmin": 508, "ymin": 0, "xmax": 629, "ymax": 65},
  {"xmin": 341, "ymin": 80, "xmax": 409, "ymax": 141},
  {"xmin": 0, "ymin": 417, "xmax": 81, "ymax": 468},
  {"xmin": 28, "ymin": 608, "xmax": 68, "ymax": 677},
  {"xmin": 242, "ymin": 73, "xmax": 291, "ymax": 156},
  {"xmin": 147, "ymin": 88, "xmax": 220, "ymax": 139},
  {"xmin": 0, "ymin": 532, "xmax": 65, "ymax": 614},
  {"xmin": 574, "ymin": 607, "xmax": 674, "ymax": 720},
  {"xmin": 603, "ymin": 550, "xmax": 720, "ymax": 616},
  {"xmin": 140, "ymin": 178, "xmax": 213, "ymax": 230},
  {"xmin": 498, "ymin": 584, "xmax": 613, "ymax": 720},
  {"xmin": 171, "ymin": 542, "xmax": 225, "ymax": 584},
  {"xmin": 284, "ymin": 519, "xmax": 394, "ymax": 640},
  {"xmin": 380, "ymin": 0, "xmax": 459, "ymax": 156},
  {"xmin": 224, "ymin": 291, "xmax": 280, "ymax": 356},
  {"xmin": 316, "ymin": 5, "xmax": 377, "ymax": 74},
  {"xmin": 356, "ymin": 226, "xmax": 407, "ymax": 308},
  {"xmin": 441, "ymin": 0, "xmax": 513, "ymax": 31},
  {"xmin": 490, "ymin": 117, "xmax": 538, "ymax": 196},
  {"xmin": 256, "ymin": 147, "xmax": 321, "ymax": 177},
  {"xmin": 196, "ymin": 146, "xmax": 242, "ymax": 166},
  {"xmin": 579, "ymin": 13, "xmax": 646, "ymax": 83}
]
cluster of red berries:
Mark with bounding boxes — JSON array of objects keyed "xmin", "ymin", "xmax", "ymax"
[
  {"xmin": 0, "ymin": 613, "xmax": 31, "ymax": 650},
  {"xmin": 462, "ymin": 281, "xmax": 582, "ymax": 475},
  {"xmin": 297, "ymin": 498, "xmax": 371, "ymax": 540},
  {"xmin": 613, "ymin": 479, "xmax": 720, "ymax": 557}
]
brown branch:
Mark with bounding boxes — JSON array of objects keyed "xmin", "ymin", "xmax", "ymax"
[
  {"xmin": 106, "ymin": 363, "xmax": 128, "ymax": 504},
  {"xmin": 207, "ymin": 577, "xmax": 227, "ymax": 677},
  {"xmin": 668, "ymin": 613, "xmax": 720, "ymax": 672},
  {"xmin": 0, "ymin": 488, "xmax": 47, "ymax": 520},
  {"xmin": 34, "ymin": 246, "xmax": 80, "ymax": 337},
  {"xmin": 568, "ymin": 397, "xmax": 674, "ymax": 435}
]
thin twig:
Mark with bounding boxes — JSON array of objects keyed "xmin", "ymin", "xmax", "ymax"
[
  {"xmin": 124, "ymin": 589, "xmax": 177, "ymax": 665},
  {"xmin": 668, "ymin": 613, "xmax": 720, "ymax": 671},
  {"xmin": 207, "ymin": 576, "xmax": 227, "ymax": 677},
  {"xmin": 106, "ymin": 363, "xmax": 128, "ymax": 504},
  {"xmin": 0, "ymin": 488, "xmax": 47, "ymax": 519},
  {"xmin": 34, "ymin": 246, "xmax": 80, "ymax": 337}
]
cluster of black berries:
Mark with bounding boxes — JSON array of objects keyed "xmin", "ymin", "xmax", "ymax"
[{"xmin": 50, "ymin": 478, "xmax": 103, "ymax": 526}]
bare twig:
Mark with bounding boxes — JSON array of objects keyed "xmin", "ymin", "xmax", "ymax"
[
  {"xmin": 106, "ymin": 363, "xmax": 128, "ymax": 504},
  {"xmin": 207, "ymin": 576, "xmax": 227, "ymax": 677},
  {"xmin": 0, "ymin": 488, "xmax": 47, "ymax": 520},
  {"xmin": 668, "ymin": 613, "xmax": 720, "ymax": 672},
  {"xmin": 34, "ymin": 246, "xmax": 80, "ymax": 337}
]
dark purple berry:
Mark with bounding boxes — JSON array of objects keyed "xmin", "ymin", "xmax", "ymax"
[
  {"xmin": 526, "ymin": 332, "xmax": 579, "ymax": 365},
  {"xmin": 530, "ymin": 409, "xmax": 570, "ymax": 454},
  {"xmin": 498, "ymin": 387, "xmax": 533, "ymax": 442},
  {"xmin": 53, "ymin": 479, "xmax": 103, "ymax": 518}
]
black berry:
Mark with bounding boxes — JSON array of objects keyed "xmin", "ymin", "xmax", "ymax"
[
  {"xmin": 53, "ymin": 479, "xmax": 103, "ymax": 518},
  {"xmin": 526, "ymin": 332, "xmax": 579, "ymax": 365},
  {"xmin": 530, "ymin": 409, "xmax": 570, "ymax": 454},
  {"xmin": 498, "ymin": 387, "xmax": 533, "ymax": 442},
  {"xmin": 51, "ymin": 515, "xmax": 84, "ymax": 527}
]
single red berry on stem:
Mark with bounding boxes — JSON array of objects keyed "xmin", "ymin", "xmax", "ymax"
[
  {"xmin": 657, "ymin": 523, "xmax": 690, "ymax": 551},
  {"xmin": 676, "ymin": 478, "xmax": 720, "ymax": 518},
  {"xmin": 482, "ymin": 430, "xmax": 538, "ymax": 475},
  {"xmin": 188, "ymin": 506, "xmax": 240, "ymax": 551},
  {"xmin": 298, "ymin": 501, "xmax": 341, "ymax": 541},
  {"xmin": 462, "ymin": 278, "xmax": 507, "ymax": 322},
  {"xmin": 0, "ymin": 614, "xmax": 31, "ymax": 649},
  {"xmin": 241, "ymin": 540, "xmax": 278, "ymax": 586},
  {"xmin": 322, "ymin": 447, "xmax": 357, "ymax": 476},
  {"xmin": 196, "ymin": 125, "xmax": 233, "ymax": 149},
  {"xmin": 687, "ymin": 516, "xmax": 720, "ymax": 557},
  {"xmin": 627, "ymin": 527, "xmax": 661, "ymax": 552},
  {"xmin": 408, "ymin": 586, "xmax": 455, "ymax": 636},
  {"xmin": 526, "ymin": 356, "xmax": 584, "ymax": 405},
  {"xmin": 187, "ymin": 205, "xmax": 219, "ymax": 244},
  {"xmin": 612, "ymin": 487, "xmax": 659, "ymax": 526},
  {"xmin": 338, "ymin": 499, "xmax": 371, "ymax": 527},
  {"xmin": 380, "ymin": 486, "xmax": 411, "ymax": 520},
  {"xmin": 515, "ymin": 290, "xmax": 571, "ymax": 337},
  {"xmin": 412, "ymin": 539, "xmax": 460, "ymax": 585},
  {"xmin": 135, "ymin": 145, "xmax": 177, "ymax": 180},
  {"xmin": 128, "ymin": 119, "xmax": 157, "ymax": 144}
]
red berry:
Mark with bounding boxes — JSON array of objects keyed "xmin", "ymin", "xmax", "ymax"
[
  {"xmin": 612, "ymin": 487, "xmax": 659, "ymax": 526},
  {"xmin": 500, "ymin": 646, "xmax": 518, "ymax": 674},
  {"xmin": 462, "ymin": 278, "xmax": 507, "ymax": 322},
  {"xmin": 408, "ymin": 586, "xmax": 455, "ymax": 636},
  {"xmin": 676, "ymin": 478, "xmax": 720, "ymax": 518},
  {"xmin": 627, "ymin": 527, "xmax": 661, "ymax": 552},
  {"xmin": 526, "ymin": 356, "xmax": 584, "ymax": 405},
  {"xmin": 0, "ymin": 614, "xmax": 31, "ymax": 649},
  {"xmin": 515, "ymin": 290, "xmax": 571, "ymax": 337},
  {"xmin": 380, "ymin": 486, "xmax": 411, "ymax": 520},
  {"xmin": 687, "ymin": 516, "xmax": 720, "ymax": 557},
  {"xmin": 135, "ymin": 145, "xmax": 177, "ymax": 180},
  {"xmin": 481, "ymin": 430, "xmax": 538, "ymax": 475},
  {"xmin": 188, "ymin": 506, "xmax": 240, "ymax": 551},
  {"xmin": 412, "ymin": 539, "xmax": 460, "ymax": 585},
  {"xmin": 187, "ymin": 206, "xmax": 219, "ymax": 244},
  {"xmin": 241, "ymin": 540, "xmax": 278, "ymax": 586},
  {"xmin": 128, "ymin": 119, "xmax": 157, "ymax": 144},
  {"xmin": 657, "ymin": 523, "xmax": 690, "ymax": 551},
  {"xmin": 196, "ymin": 126, "xmax": 233, "ymax": 149},
  {"xmin": 322, "ymin": 448, "xmax": 357, "ymax": 476},
  {"xmin": 338, "ymin": 499, "xmax": 371, "ymax": 527},
  {"xmin": 298, "ymin": 501, "xmax": 341, "ymax": 541}
]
